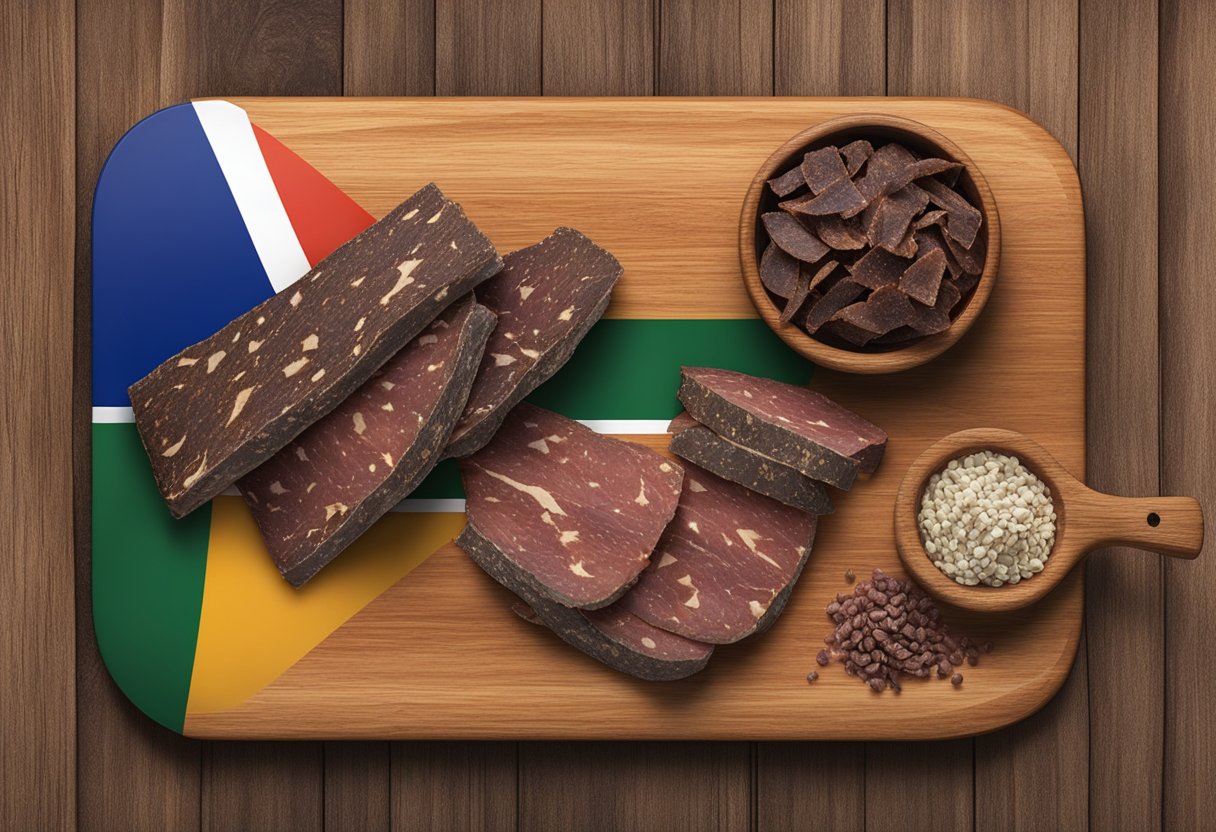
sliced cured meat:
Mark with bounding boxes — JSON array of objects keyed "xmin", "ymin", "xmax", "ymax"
[
  {"xmin": 761, "ymin": 212, "xmax": 830, "ymax": 264},
  {"xmin": 759, "ymin": 242, "xmax": 801, "ymax": 299},
  {"xmin": 130, "ymin": 183, "xmax": 502, "ymax": 517},
  {"xmin": 848, "ymin": 246, "xmax": 909, "ymax": 291},
  {"xmin": 445, "ymin": 228, "xmax": 622, "ymax": 459},
  {"xmin": 238, "ymin": 297, "xmax": 496, "ymax": 586},
  {"xmin": 668, "ymin": 413, "xmax": 832, "ymax": 515},
  {"xmin": 942, "ymin": 226, "xmax": 986, "ymax": 274},
  {"xmin": 458, "ymin": 524, "xmax": 712, "ymax": 681},
  {"xmin": 677, "ymin": 367, "xmax": 887, "ymax": 489},
  {"xmin": 766, "ymin": 165, "xmax": 807, "ymax": 198},
  {"xmin": 885, "ymin": 157, "xmax": 964, "ymax": 196},
  {"xmin": 460, "ymin": 403, "xmax": 683, "ymax": 608},
  {"xmin": 907, "ymin": 280, "xmax": 957, "ymax": 336},
  {"xmin": 616, "ymin": 463, "xmax": 818, "ymax": 644},
  {"xmin": 922, "ymin": 176, "xmax": 982, "ymax": 249},
  {"xmin": 800, "ymin": 146, "xmax": 849, "ymax": 194},
  {"xmin": 840, "ymin": 139, "xmax": 874, "ymax": 176},
  {"xmin": 780, "ymin": 176, "xmax": 867, "ymax": 218},
  {"xmin": 812, "ymin": 214, "xmax": 867, "ymax": 250},
  {"xmin": 899, "ymin": 248, "xmax": 948, "ymax": 306},
  {"xmin": 805, "ymin": 277, "xmax": 866, "ymax": 332}
]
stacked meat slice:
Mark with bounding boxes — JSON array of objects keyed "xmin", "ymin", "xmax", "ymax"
[
  {"xmin": 457, "ymin": 368, "xmax": 885, "ymax": 681},
  {"xmin": 131, "ymin": 183, "xmax": 624, "ymax": 586}
]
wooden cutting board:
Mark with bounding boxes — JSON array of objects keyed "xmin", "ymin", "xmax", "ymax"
[{"xmin": 108, "ymin": 97, "xmax": 1086, "ymax": 740}]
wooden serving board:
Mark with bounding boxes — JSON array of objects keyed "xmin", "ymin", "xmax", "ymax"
[{"xmin": 99, "ymin": 98, "xmax": 1085, "ymax": 740}]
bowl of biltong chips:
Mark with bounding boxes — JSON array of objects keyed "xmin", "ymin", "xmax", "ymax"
[{"xmin": 740, "ymin": 114, "xmax": 1000, "ymax": 374}]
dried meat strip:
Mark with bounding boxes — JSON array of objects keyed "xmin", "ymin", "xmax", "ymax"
[
  {"xmin": 767, "ymin": 165, "xmax": 807, "ymax": 198},
  {"xmin": 847, "ymin": 246, "xmax": 909, "ymax": 291},
  {"xmin": 762, "ymin": 212, "xmax": 830, "ymax": 264},
  {"xmin": 800, "ymin": 146, "xmax": 849, "ymax": 194},
  {"xmin": 921, "ymin": 176, "xmax": 982, "ymax": 249},
  {"xmin": 841, "ymin": 140, "xmax": 874, "ymax": 176},
  {"xmin": 677, "ymin": 367, "xmax": 888, "ymax": 489},
  {"xmin": 899, "ymin": 248, "xmax": 948, "ymax": 306},
  {"xmin": 759, "ymin": 242, "xmax": 801, "ymax": 299},
  {"xmin": 667, "ymin": 412, "xmax": 832, "ymax": 515},
  {"xmin": 805, "ymin": 278, "xmax": 866, "ymax": 332},
  {"xmin": 780, "ymin": 260, "xmax": 838, "ymax": 325},
  {"xmin": 238, "ymin": 297, "xmax": 496, "ymax": 586},
  {"xmin": 812, "ymin": 214, "xmax": 867, "ymax": 250},
  {"xmin": 827, "ymin": 285, "xmax": 916, "ymax": 346},
  {"xmin": 781, "ymin": 175, "xmax": 867, "ymax": 218},
  {"xmin": 130, "ymin": 183, "xmax": 502, "ymax": 518},
  {"xmin": 445, "ymin": 228, "xmax": 622, "ymax": 459},
  {"xmin": 873, "ymin": 184, "xmax": 930, "ymax": 252}
]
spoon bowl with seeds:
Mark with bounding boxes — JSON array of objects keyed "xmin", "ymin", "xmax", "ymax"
[{"xmin": 894, "ymin": 428, "xmax": 1204, "ymax": 613}]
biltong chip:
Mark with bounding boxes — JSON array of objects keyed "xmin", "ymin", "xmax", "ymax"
[
  {"xmin": 781, "ymin": 176, "xmax": 867, "ymax": 217},
  {"xmin": 767, "ymin": 165, "xmax": 807, "ymax": 198},
  {"xmin": 805, "ymin": 278, "xmax": 866, "ymax": 332},
  {"xmin": 899, "ymin": 248, "xmax": 947, "ymax": 306},
  {"xmin": 759, "ymin": 242, "xmax": 801, "ymax": 299},
  {"xmin": 841, "ymin": 140, "xmax": 874, "ymax": 177},
  {"xmin": 762, "ymin": 212, "xmax": 830, "ymax": 264},
  {"xmin": 800, "ymin": 146, "xmax": 850, "ymax": 194},
  {"xmin": 847, "ymin": 246, "xmax": 909, "ymax": 290}
]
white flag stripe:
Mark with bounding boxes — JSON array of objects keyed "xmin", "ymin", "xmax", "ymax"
[
  {"xmin": 94, "ymin": 407, "xmax": 672, "ymax": 435},
  {"xmin": 92, "ymin": 406, "xmax": 135, "ymax": 423},
  {"xmin": 192, "ymin": 100, "xmax": 310, "ymax": 293}
]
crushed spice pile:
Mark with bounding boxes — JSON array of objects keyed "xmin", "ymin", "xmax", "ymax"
[{"xmin": 814, "ymin": 568, "xmax": 988, "ymax": 692}]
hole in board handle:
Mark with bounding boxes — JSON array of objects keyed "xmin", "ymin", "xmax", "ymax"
[{"xmin": 1147, "ymin": 512, "xmax": 1161, "ymax": 528}]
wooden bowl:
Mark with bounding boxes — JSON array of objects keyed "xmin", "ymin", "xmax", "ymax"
[
  {"xmin": 740, "ymin": 114, "xmax": 1001, "ymax": 374},
  {"xmin": 894, "ymin": 428, "xmax": 1204, "ymax": 613}
]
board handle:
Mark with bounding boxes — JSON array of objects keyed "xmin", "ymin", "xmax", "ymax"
[{"xmin": 1077, "ymin": 493, "xmax": 1205, "ymax": 559}]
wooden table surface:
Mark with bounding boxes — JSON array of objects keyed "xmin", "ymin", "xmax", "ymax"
[{"xmin": 3, "ymin": 0, "xmax": 1211, "ymax": 829}]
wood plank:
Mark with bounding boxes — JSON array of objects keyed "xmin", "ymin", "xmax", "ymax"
[
  {"xmin": 760, "ymin": 6, "xmax": 880, "ymax": 827},
  {"xmin": 1160, "ymin": 0, "xmax": 1216, "ymax": 828},
  {"xmin": 519, "ymin": 742, "xmax": 750, "ymax": 831},
  {"xmin": 391, "ymin": 743, "xmax": 517, "ymax": 832},
  {"xmin": 344, "ymin": 0, "xmax": 435, "ymax": 95},
  {"xmin": 1079, "ymin": 1, "xmax": 1162, "ymax": 829},
  {"xmin": 202, "ymin": 743, "xmax": 322, "ymax": 832},
  {"xmin": 182, "ymin": 97, "xmax": 1085, "ymax": 741},
  {"xmin": 865, "ymin": 741, "xmax": 974, "ymax": 832},
  {"xmin": 325, "ymin": 743, "xmax": 391, "ymax": 832},
  {"xmin": 542, "ymin": 0, "xmax": 654, "ymax": 95},
  {"xmin": 75, "ymin": 2, "xmax": 205, "ymax": 830},
  {"xmin": 885, "ymin": 4, "xmax": 1087, "ymax": 831},
  {"xmin": 773, "ymin": 0, "xmax": 885, "ymax": 96},
  {"xmin": 159, "ymin": 0, "xmax": 342, "ymax": 99},
  {"xmin": 889, "ymin": 0, "xmax": 1078, "ymax": 155},
  {"xmin": 657, "ymin": 0, "xmax": 772, "ymax": 94},
  {"xmin": 435, "ymin": 0, "xmax": 542, "ymax": 95},
  {"xmin": 1, "ymin": 1, "xmax": 75, "ymax": 829},
  {"xmin": 756, "ymin": 744, "xmax": 863, "ymax": 831}
]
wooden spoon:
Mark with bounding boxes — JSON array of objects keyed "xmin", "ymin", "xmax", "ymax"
[{"xmin": 894, "ymin": 428, "xmax": 1204, "ymax": 613}]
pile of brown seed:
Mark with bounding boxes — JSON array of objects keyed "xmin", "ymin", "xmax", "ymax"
[{"xmin": 815, "ymin": 569, "xmax": 987, "ymax": 692}]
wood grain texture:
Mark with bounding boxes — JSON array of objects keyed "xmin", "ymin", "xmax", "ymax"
[
  {"xmin": 885, "ymin": 5, "xmax": 1088, "ymax": 831},
  {"xmin": 391, "ymin": 743, "xmax": 517, "ymax": 832},
  {"xmin": 889, "ymin": 0, "xmax": 1079, "ymax": 156},
  {"xmin": 756, "ymin": 743, "xmax": 863, "ymax": 831},
  {"xmin": 774, "ymin": 0, "xmax": 885, "ymax": 96},
  {"xmin": 866, "ymin": 740, "xmax": 974, "ymax": 832},
  {"xmin": 344, "ymin": 0, "xmax": 435, "ymax": 95},
  {"xmin": 160, "ymin": 0, "xmax": 341, "ymax": 99},
  {"xmin": 1079, "ymin": 1, "xmax": 1163, "ymax": 829},
  {"xmin": 325, "ymin": 743, "xmax": 391, "ymax": 832},
  {"xmin": 1, "ymin": 0, "xmax": 76, "ymax": 829},
  {"xmin": 1160, "ymin": 0, "xmax": 1216, "ymax": 827},
  {"xmin": 202, "ymin": 743, "xmax": 323, "ymax": 832},
  {"xmin": 519, "ymin": 742, "xmax": 750, "ymax": 831},
  {"xmin": 435, "ymin": 0, "xmax": 542, "ymax": 95},
  {"xmin": 542, "ymin": 0, "xmax": 654, "ymax": 95},
  {"xmin": 657, "ymin": 0, "xmax": 772, "ymax": 94},
  {"xmin": 74, "ymin": 3, "xmax": 206, "ymax": 830}
]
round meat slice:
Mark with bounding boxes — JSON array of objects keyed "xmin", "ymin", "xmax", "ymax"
[
  {"xmin": 617, "ymin": 463, "xmax": 817, "ymax": 644},
  {"xmin": 460, "ymin": 403, "xmax": 684, "ymax": 609}
]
